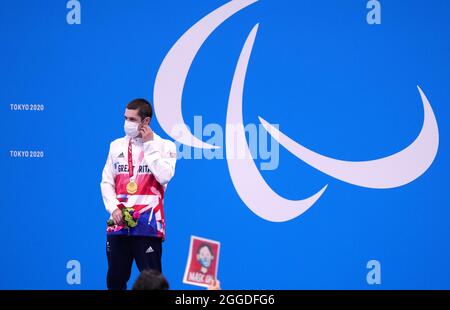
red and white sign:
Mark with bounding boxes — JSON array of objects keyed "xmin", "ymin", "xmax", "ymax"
[{"xmin": 183, "ymin": 236, "xmax": 221, "ymax": 288}]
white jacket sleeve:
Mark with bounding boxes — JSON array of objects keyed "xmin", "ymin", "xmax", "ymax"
[
  {"xmin": 143, "ymin": 139, "xmax": 177, "ymax": 186},
  {"xmin": 100, "ymin": 145, "xmax": 120, "ymax": 215}
]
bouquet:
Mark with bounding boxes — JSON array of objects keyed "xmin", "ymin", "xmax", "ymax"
[{"xmin": 107, "ymin": 204, "xmax": 141, "ymax": 232}]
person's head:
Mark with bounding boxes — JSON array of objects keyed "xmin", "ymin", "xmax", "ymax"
[
  {"xmin": 132, "ymin": 269, "xmax": 169, "ymax": 290},
  {"xmin": 124, "ymin": 98, "xmax": 153, "ymax": 138},
  {"xmin": 196, "ymin": 243, "xmax": 214, "ymax": 269}
]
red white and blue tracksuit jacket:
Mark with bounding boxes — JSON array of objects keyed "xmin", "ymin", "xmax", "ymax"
[{"xmin": 101, "ymin": 133, "xmax": 176, "ymax": 239}]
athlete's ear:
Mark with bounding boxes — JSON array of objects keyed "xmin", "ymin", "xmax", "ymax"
[{"xmin": 143, "ymin": 117, "xmax": 151, "ymax": 126}]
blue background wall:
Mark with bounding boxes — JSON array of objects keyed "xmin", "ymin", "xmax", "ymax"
[{"xmin": 1, "ymin": 0, "xmax": 449, "ymax": 289}]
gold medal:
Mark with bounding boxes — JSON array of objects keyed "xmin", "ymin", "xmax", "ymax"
[{"xmin": 126, "ymin": 181, "xmax": 138, "ymax": 194}]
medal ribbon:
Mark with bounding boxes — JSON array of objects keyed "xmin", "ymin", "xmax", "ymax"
[
  {"xmin": 128, "ymin": 138, "xmax": 145, "ymax": 182},
  {"xmin": 128, "ymin": 139, "xmax": 134, "ymax": 179}
]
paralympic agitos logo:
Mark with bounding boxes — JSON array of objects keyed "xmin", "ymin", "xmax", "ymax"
[{"xmin": 153, "ymin": 0, "xmax": 439, "ymax": 222}]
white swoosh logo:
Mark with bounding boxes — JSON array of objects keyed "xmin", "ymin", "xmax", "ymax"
[
  {"xmin": 153, "ymin": 0, "xmax": 440, "ymax": 222},
  {"xmin": 226, "ymin": 24, "xmax": 328, "ymax": 222},
  {"xmin": 259, "ymin": 86, "xmax": 439, "ymax": 189},
  {"xmin": 154, "ymin": 0, "xmax": 258, "ymax": 149}
]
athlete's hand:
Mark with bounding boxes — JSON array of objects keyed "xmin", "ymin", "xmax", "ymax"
[
  {"xmin": 140, "ymin": 126, "xmax": 154, "ymax": 142},
  {"xmin": 112, "ymin": 209, "xmax": 123, "ymax": 225}
]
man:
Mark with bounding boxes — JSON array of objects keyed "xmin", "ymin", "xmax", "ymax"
[
  {"xmin": 132, "ymin": 269, "xmax": 170, "ymax": 290},
  {"xmin": 196, "ymin": 243, "xmax": 215, "ymax": 274},
  {"xmin": 101, "ymin": 98, "xmax": 177, "ymax": 290}
]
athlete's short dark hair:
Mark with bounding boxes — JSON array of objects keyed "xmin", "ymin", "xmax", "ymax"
[
  {"xmin": 126, "ymin": 98, "xmax": 153, "ymax": 121},
  {"xmin": 132, "ymin": 269, "xmax": 169, "ymax": 290}
]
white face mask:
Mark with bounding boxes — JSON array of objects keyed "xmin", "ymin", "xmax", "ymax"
[{"xmin": 124, "ymin": 120, "xmax": 140, "ymax": 138}]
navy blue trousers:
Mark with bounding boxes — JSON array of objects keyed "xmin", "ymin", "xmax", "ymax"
[{"xmin": 106, "ymin": 235, "xmax": 162, "ymax": 290}]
